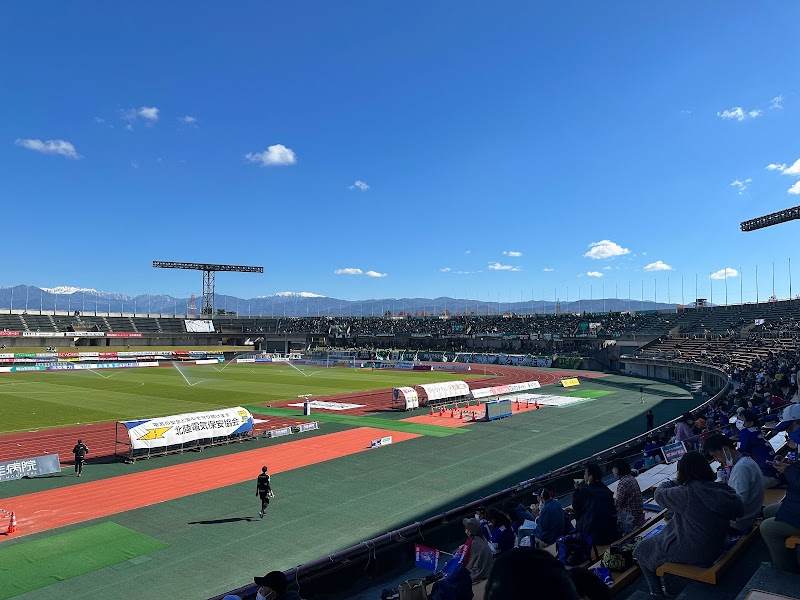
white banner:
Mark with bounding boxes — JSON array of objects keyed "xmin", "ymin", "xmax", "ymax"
[
  {"xmin": 471, "ymin": 380, "xmax": 541, "ymax": 399},
  {"xmin": 287, "ymin": 400, "xmax": 365, "ymax": 411},
  {"xmin": 185, "ymin": 319, "xmax": 215, "ymax": 333},
  {"xmin": 121, "ymin": 406, "xmax": 253, "ymax": 450},
  {"xmin": 22, "ymin": 331, "xmax": 66, "ymax": 337},
  {"xmin": 417, "ymin": 380, "xmax": 470, "ymax": 402}
]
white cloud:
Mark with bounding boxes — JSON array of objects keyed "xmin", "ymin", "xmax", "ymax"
[
  {"xmin": 587, "ymin": 271, "xmax": 604, "ymax": 277},
  {"xmin": 94, "ymin": 117, "xmax": 105, "ymax": 124},
  {"xmin": 122, "ymin": 106, "xmax": 160, "ymax": 128},
  {"xmin": 488, "ymin": 262, "xmax": 522, "ymax": 272},
  {"xmin": 710, "ymin": 268, "xmax": 739, "ymax": 280},
  {"xmin": 349, "ymin": 180, "xmax": 369, "ymax": 191},
  {"xmin": 770, "ymin": 95, "xmax": 784, "ymax": 110},
  {"xmin": 440, "ymin": 267, "xmax": 452, "ymax": 272},
  {"xmin": 502, "ymin": 251, "xmax": 523, "ymax": 257},
  {"xmin": 464, "ymin": 250, "xmax": 471, "ymax": 255},
  {"xmin": 788, "ymin": 181, "xmax": 800, "ymax": 195},
  {"xmin": 138, "ymin": 106, "xmax": 159, "ymax": 121},
  {"xmin": 584, "ymin": 239, "xmax": 630, "ymax": 259},
  {"xmin": 730, "ymin": 178, "xmax": 752, "ymax": 194},
  {"xmin": 766, "ymin": 163, "xmax": 788, "ymax": 172},
  {"xmin": 543, "ymin": 267, "xmax": 554, "ymax": 272},
  {"xmin": 15, "ymin": 138, "xmax": 81, "ymax": 159},
  {"xmin": 179, "ymin": 115, "xmax": 198, "ymax": 126},
  {"xmin": 717, "ymin": 106, "xmax": 761, "ymax": 121},
  {"xmin": 334, "ymin": 268, "xmax": 363, "ymax": 275},
  {"xmin": 783, "ymin": 159, "xmax": 800, "ymax": 176},
  {"xmin": 364, "ymin": 270, "xmax": 387, "ymax": 278},
  {"xmin": 245, "ymin": 144, "xmax": 297, "ymax": 166},
  {"xmin": 130, "ymin": 160, "xmax": 140, "ymax": 169},
  {"xmin": 644, "ymin": 260, "xmax": 674, "ymax": 272},
  {"xmin": 602, "ymin": 266, "xmax": 612, "ymax": 271}
]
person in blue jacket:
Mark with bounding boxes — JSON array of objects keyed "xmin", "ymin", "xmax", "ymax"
[
  {"xmin": 484, "ymin": 507, "xmax": 516, "ymax": 556},
  {"xmin": 571, "ymin": 464, "xmax": 618, "ymax": 545},
  {"xmin": 532, "ymin": 488, "xmax": 568, "ymax": 546}
]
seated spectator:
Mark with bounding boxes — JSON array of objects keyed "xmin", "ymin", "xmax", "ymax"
[
  {"xmin": 703, "ymin": 434, "xmax": 764, "ymax": 532},
  {"xmin": 484, "ymin": 547, "xmax": 580, "ymax": 600},
  {"xmin": 633, "ymin": 452, "xmax": 743, "ymax": 597},
  {"xmin": 484, "ymin": 507, "xmax": 516, "ymax": 556},
  {"xmin": 737, "ymin": 409, "xmax": 780, "ymax": 488},
  {"xmin": 612, "ymin": 458, "xmax": 644, "ymax": 534},
  {"xmin": 455, "ymin": 517, "xmax": 493, "ymax": 583},
  {"xmin": 531, "ymin": 487, "xmax": 568, "ymax": 546},
  {"xmin": 506, "ymin": 500, "xmax": 536, "ymax": 533},
  {"xmin": 760, "ymin": 404, "xmax": 800, "ymax": 573},
  {"xmin": 673, "ymin": 413, "xmax": 695, "ymax": 443},
  {"xmin": 253, "ymin": 571, "xmax": 303, "ymax": 600},
  {"xmin": 571, "ymin": 464, "xmax": 618, "ymax": 545},
  {"xmin": 643, "ymin": 438, "xmax": 663, "ymax": 468}
]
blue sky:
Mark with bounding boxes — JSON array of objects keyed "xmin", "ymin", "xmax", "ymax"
[{"xmin": 2, "ymin": 1, "xmax": 800, "ymax": 305}]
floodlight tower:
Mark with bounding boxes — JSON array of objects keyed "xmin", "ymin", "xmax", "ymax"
[
  {"xmin": 152, "ymin": 261, "xmax": 263, "ymax": 315},
  {"xmin": 741, "ymin": 205, "xmax": 800, "ymax": 232}
]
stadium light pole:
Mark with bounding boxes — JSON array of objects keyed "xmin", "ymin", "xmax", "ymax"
[
  {"xmin": 152, "ymin": 261, "xmax": 263, "ymax": 316},
  {"xmin": 756, "ymin": 265, "xmax": 759, "ymax": 305}
]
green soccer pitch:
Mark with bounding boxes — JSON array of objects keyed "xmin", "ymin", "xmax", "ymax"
[{"xmin": 0, "ymin": 363, "xmax": 479, "ymax": 434}]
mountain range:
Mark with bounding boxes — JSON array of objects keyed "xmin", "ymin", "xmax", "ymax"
[{"xmin": 0, "ymin": 285, "xmax": 679, "ymax": 317}]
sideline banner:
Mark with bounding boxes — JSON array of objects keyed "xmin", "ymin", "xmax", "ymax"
[
  {"xmin": 0, "ymin": 454, "xmax": 61, "ymax": 483},
  {"xmin": 471, "ymin": 381, "xmax": 541, "ymax": 399},
  {"xmin": 0, "ymin": 331, "xmax": 19, "ymax": 337},
  {"xmin": 106, "ymin": 332, "xmax": 143, "ymax": 338},
  {"xmin": 120, "ymin": 407, "xmax": 253, "ymax": 450},
  {"xmin": 560, "ymin": 378, "xmax": 580, "ymax": 387}
]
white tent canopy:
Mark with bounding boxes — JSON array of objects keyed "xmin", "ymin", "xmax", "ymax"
[
  {"xmin": 417, "ymin": 380, "xmax": 470, "ymax": 402},
  {"xmin": 392, "ymin": 387, "xmax": 419, "ymax": 410}
]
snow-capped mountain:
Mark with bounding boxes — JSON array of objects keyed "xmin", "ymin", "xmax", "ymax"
[
  {"xmin": 0, "ymin": 284, "xmax": 678, "ymax": 316},
  {"xmin": 264, "ymin": 291, "xmax": 327, "ymax": 298},
  {"xmin": 41, "ymin": 286, "xmax": 131, "ymax": 300}
]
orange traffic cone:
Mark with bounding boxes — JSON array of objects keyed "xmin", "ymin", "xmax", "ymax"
[
  {"xmin": 459, "ymin": 410, "xmax": 464, "ymax": 419},
  {"xmin": 429, "ymin": 406, "xmax": 435, "ymax": 416},
  {"xmin": 450, "ymin": 409, "xmax": 455, "ymax": 418},
  {"xmin": 534, "ymin": 400, "xmax": 539, "ymax": 409},
  {"xmin": 471, "ymin": 411, "xmax": 477, "ymax": 421},
  {"xmin": 6, "ymin": 512, "xmax": 17, "ymax": 534},
  {"xmin": 439, "ymin": 407, "xmax": 445, "ymax": 416}
]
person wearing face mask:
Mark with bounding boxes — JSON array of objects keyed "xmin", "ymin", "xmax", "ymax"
[
  {"xmin": 252, "ymin": 570, "xmax": 302, "ymax": 600},
  {"xmin": 736, "ymin": 409, "xmax": 780, "ymax": 488},
  {"xmin": 760, "ymin": 404, "xmax": 800, "ymax": 573},
  {"xmin": 703, "ymin": 434, "xmax": 764, "ymax": 533},
  {"xmin": 673, "ymin": 413, "xmax": 695, "ymax": 443}
]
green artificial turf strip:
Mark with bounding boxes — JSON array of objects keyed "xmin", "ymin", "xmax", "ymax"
[
  {"xmin": 0, "ymin": 522, "xmax": 167, "ymax": 599},
  {"xmin": 0, "ymin": 364, "xmax": 479, "ymax": 434},
  {"xmin": 243, "ymin": 405, "xmax": 468, "ymax": 437}
]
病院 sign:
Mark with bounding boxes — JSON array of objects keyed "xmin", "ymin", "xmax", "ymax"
[{"xmin": 0, "ymin": 454, "xmax": 61, "ymax": 483}]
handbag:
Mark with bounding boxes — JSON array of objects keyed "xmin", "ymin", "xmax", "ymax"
[
  {"xmin": 556, "ymin": 531, "xmax": 595, "ymax": 567},
  {"xmin": 398, "ymin": 578, "xmax": 427, "ymax": 600},
  {"xmin": 600, "ymin": 542, "xmax": 636, "ymax": 571}
]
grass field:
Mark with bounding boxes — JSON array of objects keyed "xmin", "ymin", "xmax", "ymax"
[{"xmin": 0, "ymin": 363, "xmax": 480, "ymax": 433}]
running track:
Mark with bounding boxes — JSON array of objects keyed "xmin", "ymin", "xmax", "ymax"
[{"xmin": 0, "ymin": 427, "xmax": 420, "ymax": 542}]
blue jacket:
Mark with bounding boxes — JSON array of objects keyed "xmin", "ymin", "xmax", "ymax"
[
  {"xmin": 776, "ymin": 463, "xmax": 800, "ymax": 529},
  {"xmin": 534, "ymin": 499, "xmax": 566, "ymax": 545}
]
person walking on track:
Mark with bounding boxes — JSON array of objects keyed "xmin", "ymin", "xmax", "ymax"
[
  {"xmin": 256, "ymin": 466, "xmax": 274, "ymax": 518},
  {"xmin": 72, "ymin": 439, "xmax": 89, "ymax": 477}
]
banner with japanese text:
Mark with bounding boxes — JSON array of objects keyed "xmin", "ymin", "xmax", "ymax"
[{"xmin": 120, "ymin": 407, "xmax": 253, "ymax": 450}]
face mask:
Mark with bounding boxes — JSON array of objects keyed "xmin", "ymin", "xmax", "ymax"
[{"xmin": 735, "ymin": 419, "xmax": 745, "ymax": 430}]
